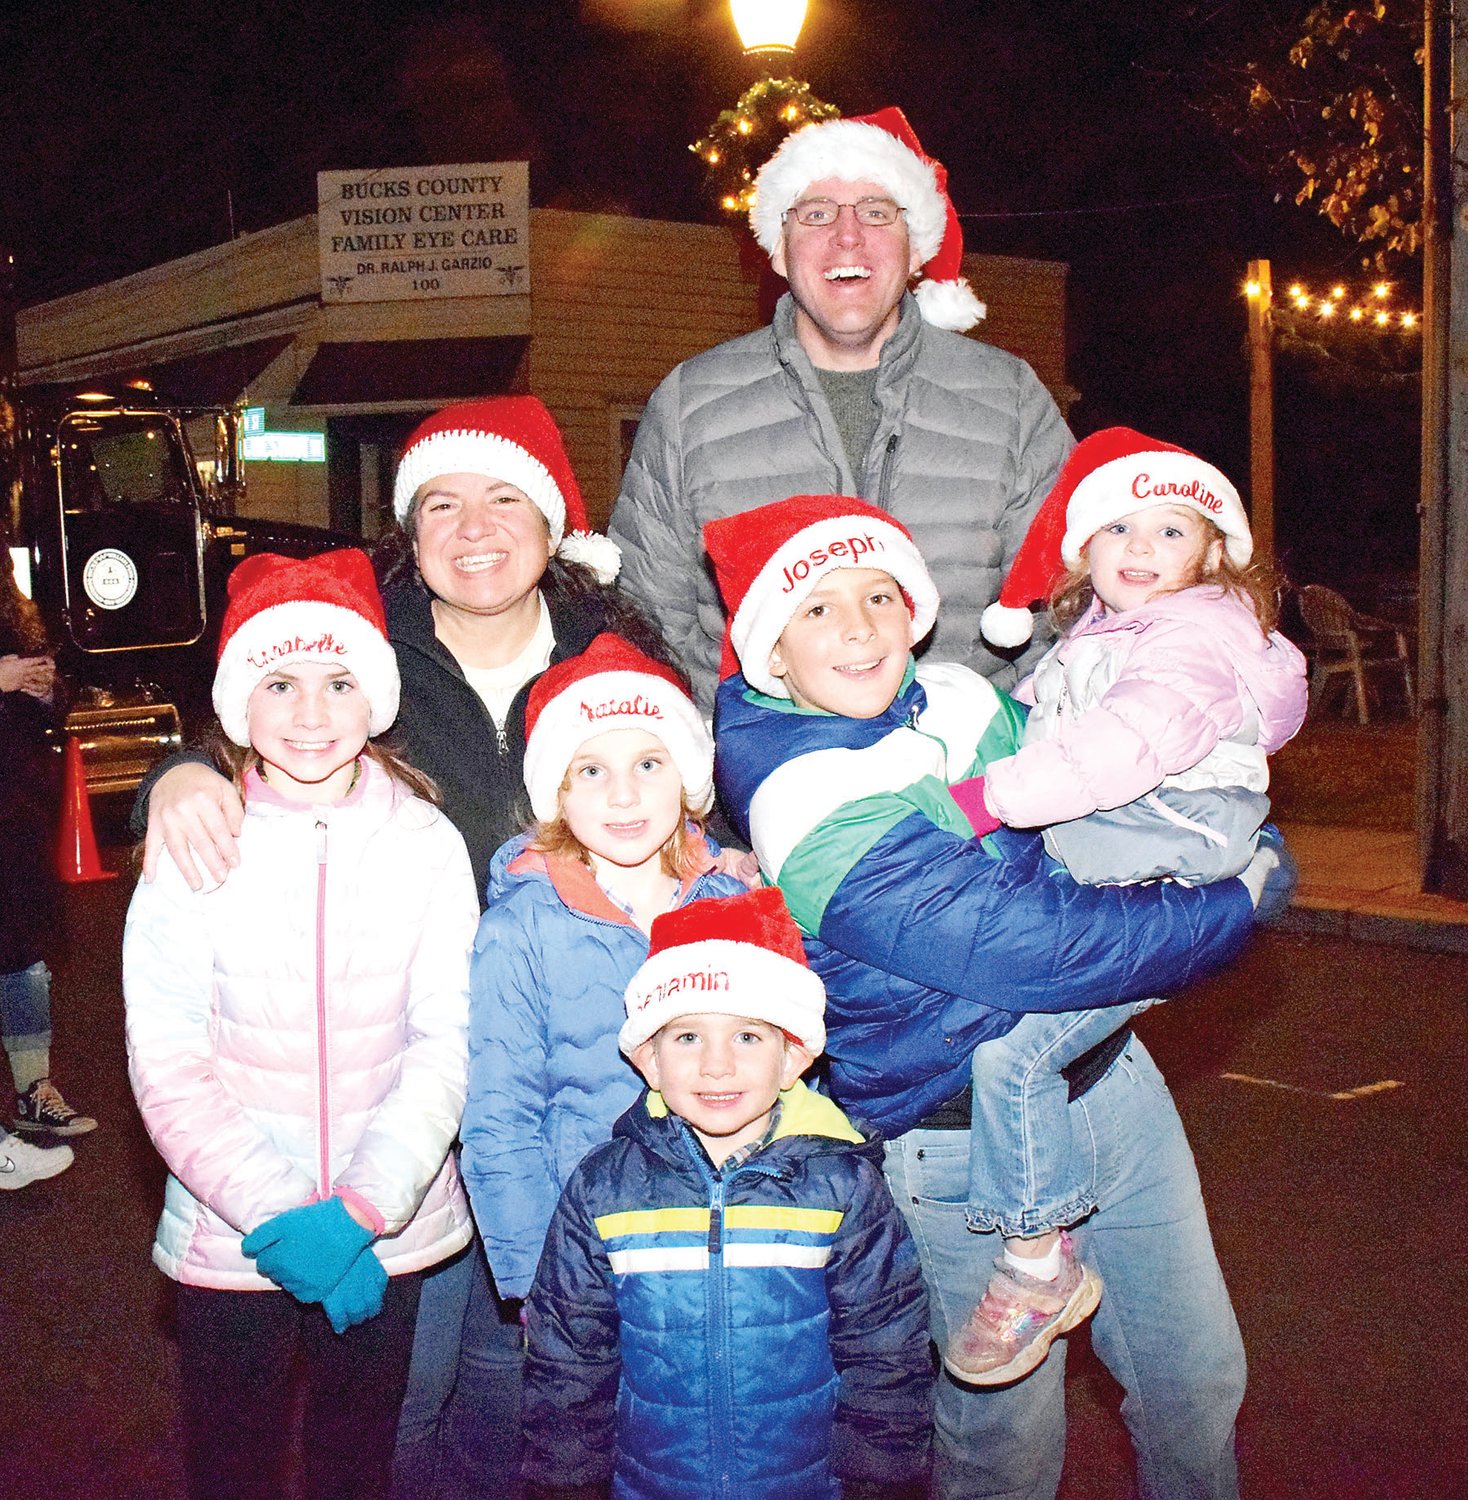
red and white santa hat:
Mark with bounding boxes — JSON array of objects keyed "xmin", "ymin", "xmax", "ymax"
[
  {"xmin": 703, "ymin": 494, "xmax": 939, "ymax": 697},
  {"xmin": 750, "ymin": 105, "xmax": 986, "ymax": 333},
  {"xmin": 523, "ymin": 632, "xmax": 714, "ymax": 822},
  {"xmin": 620, "ymin": 886, "xmax": 826, "ymax": 1055},
  {"xmin": 212, "ymin": 548, "xmax": 400, "ymax": 747},
  {"xmin": 391, "ymin": 395, "xmax": 621, "ymax": 583},
  {"xmin": 979, "ymin": 426, "xmax": 1254, "ymax": 648}
]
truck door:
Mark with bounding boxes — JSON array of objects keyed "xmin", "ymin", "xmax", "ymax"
[{"xmin": 54, "ymin": 409, "xmax": 207, "ymax": 652}]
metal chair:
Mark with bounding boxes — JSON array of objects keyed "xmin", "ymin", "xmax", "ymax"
[{"xmin": 1297, "ymin": 584, "xmax": 1415, "ymax": 724}]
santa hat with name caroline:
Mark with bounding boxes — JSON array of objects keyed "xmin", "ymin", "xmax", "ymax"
[
  {"xmin": 703, "ymin": 494, "xmax": 940, "ymax": 698},
  {"xmin": 979, "ymin": 426, "xmax": 1255, "ymax": 648},
  {"xmin": 750, "ymin": 105, "xmax": 986, "ymax": 333},
  {"xmin": 212, "ymin": 548, "xmax": 400, "ymax": 747},
  {"xmin": 619, "ymin": 886, "xmax": 826, "ymax": 1055},
  {"xmin": 522, "ymin": 633, "xmax": 714, "ymax": 822},
  {"xmin": 391, "ymin": 395, "xmax": 621, "ymax": 584}
]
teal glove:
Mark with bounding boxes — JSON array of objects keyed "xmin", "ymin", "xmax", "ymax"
[
  {"xmin": 242, "ymin": 1196, "xmax": 375, "ymax": 1303},
  {"xmin": 321, "ymin": 1246, "xmax": 388, "ymax": 1334}
]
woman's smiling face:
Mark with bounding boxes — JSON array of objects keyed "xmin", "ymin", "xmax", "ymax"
[{"xmin": 411, "ymin": 472, "xmax": 552, "ymax": 618}]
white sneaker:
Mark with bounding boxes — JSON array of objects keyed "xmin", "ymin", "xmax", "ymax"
[{"xmin": 0, "ymin": 1128, "xmax": 74, "ymax": 1189}]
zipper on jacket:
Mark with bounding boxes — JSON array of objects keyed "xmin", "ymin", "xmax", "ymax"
[
  {"xmin": 876, "ymin": 432, "xmax": 898, "ymax": 509},
  {"xmin": 705, "ymin": 1170, "xmax": 734, "ymax": 1496},
  {"xmin": 495, "ymin": 720, "xmax": 509, "ymax": 756},
  {"xmin": 314, "ymin": 818, "xmax": 331, "ymax": 1197}
]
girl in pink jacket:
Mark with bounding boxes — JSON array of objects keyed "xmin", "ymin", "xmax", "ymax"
[
  {"xmin": 123, "ymin": 549, "xmax": 478, "ymax": 1500},
  {"xmin": 935, "ymin": 429, "xmax": 1307, "ymax": 1390}
]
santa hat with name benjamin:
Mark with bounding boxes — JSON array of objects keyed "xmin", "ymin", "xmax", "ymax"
[
  {"xmin": 619, "ymin": 886, "xmax": 826, "ymax": 1055},
  {"xmin": 523, "ymin": 632, "xmax": 714, "ymax": 822},
  {"xmin": 750, "ymin": 105, "xmax": 986, "ymax": 333},
  {"xmin": 979, "ymin": 426, "xmax": 1254, "ymax": 649},
  {"xmin": 703, "ymin": 494, "xmax": 940, "ymax": 698},
  {"xmin": 391, "ymin": 395, "xmax": 621, "ymax": 584},
  {"xmin": 213, "ymin": 548, "xmax": 400, "ymax": 746}
]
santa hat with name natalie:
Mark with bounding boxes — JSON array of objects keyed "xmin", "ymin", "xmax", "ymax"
[
  {"xmin": 619, "ymin": 886, "xmax": 826, "ymax": 1055},
  {"xmin": 523, "ymin": 633, "xmax": 714, "ymax": 822},
  {"xmin": 212, "ymin": 548, "xmax": 400, "ymax": 746},
  {"xmin": 750, "ymin": 105, "xmax": 986, "ymax": 333},
  {"xmin": 979, "ymin": 426, "xmax": 1254, "ymax": 648},
  {"xmin": 391, "ymin": 395, "xmax": 621, "ymax": 584},
  {"xmin": 703, "ymin": 494, "xmax": 940, "ymax": 697}
]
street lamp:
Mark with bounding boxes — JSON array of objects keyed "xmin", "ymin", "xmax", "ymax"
[{"xmin": 730, "ymin": 0, "xmax": 808, "ymax": 61}]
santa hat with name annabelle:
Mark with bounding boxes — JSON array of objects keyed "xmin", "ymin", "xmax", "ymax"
[
  {"xmin": 703, "ymin": 494, "xmax": 940, "ymax": 698},
  {"xmin": 391, "ymin": 395, "xmax": 621, "ymax": 584},
  {"xmin": 750, "ymin": 105, "xmax": 986, "ymax": 333},
  {"xmin": 979, "ymin": 426, "xmax": 1254, "ymax": 648},
  {"xmin": 523, "ymin": 633, "xmax": 714, "ymax": 822},
  {"xmin": 619, "ymin": 887, "xmax": 826, "ymax": 1056},
  {"xmin": 212, "ymin": 548, "xmax": 400, "ymax": 747}
]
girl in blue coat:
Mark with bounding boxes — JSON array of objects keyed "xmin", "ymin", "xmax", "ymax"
[{"xmin": 460, "ymin": 633, "xmax": 746, "ymax": 1303}]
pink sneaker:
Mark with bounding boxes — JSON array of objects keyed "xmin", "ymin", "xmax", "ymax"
[{"xmin": 944, "ymin": 1232, "xmax": 1102, "ymax": 1386}]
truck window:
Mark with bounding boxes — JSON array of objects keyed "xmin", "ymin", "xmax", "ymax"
[{"xmin": 58, "ymin": 415, "xmax": 193, "ymax": 512}]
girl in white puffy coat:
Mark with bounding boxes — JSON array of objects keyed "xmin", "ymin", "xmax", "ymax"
[{"xmin": 123, "ymin": 549, "xmax": 478, "ymax": 1500}]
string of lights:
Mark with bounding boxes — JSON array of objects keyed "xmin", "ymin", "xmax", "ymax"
[{"xmin": 1247, "ymin": 276, "xmax": 1421, "ymax": 333}]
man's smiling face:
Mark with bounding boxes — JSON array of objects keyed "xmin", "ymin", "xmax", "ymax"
[{"xmin": 770, "ymin": 176, "xmax": 923, "ymax": 371}]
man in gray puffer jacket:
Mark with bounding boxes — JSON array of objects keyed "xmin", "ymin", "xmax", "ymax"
[{"xmin": 610, "ymin": 104, "xmax": 1074, "ymax": 714}]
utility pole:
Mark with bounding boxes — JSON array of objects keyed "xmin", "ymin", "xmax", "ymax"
[
  {"xmin": 1245, "ymin": 259, "xmax": 1276, "ymax": 560},
  {"xmin": 1418, "ymin": 0, "xmax": 1467, "ymax": 897}
]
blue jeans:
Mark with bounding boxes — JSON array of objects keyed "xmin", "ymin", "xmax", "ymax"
[
  {"xmin": 884, "ymin": 1038, "xmax": 1244, "ymax": 1500},
  {"xmin": 391, "ymin": 1239, "xmax": 525, "ymax": 1500},
  {"xmin": 0, "ymin": 961, "xmax": 52, "ymax": 1059},
  {"xmin": 967, "ymin": 1002, "xmax": 1154, "ymax": 1236}
]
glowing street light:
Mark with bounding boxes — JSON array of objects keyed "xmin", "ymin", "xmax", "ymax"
[{"xmin": 730, "ymin": 0, "xmax": 808, "ymax": 58}]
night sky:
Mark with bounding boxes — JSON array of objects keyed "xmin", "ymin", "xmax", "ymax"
[{"xmin": 0, "ymin": 0, "xmax": 1421, "ymax": 592}]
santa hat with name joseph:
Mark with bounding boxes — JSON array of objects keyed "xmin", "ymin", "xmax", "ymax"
[
  {"xmin": 703, "ymin": 494, "xmax": 940, "ymax": 698},
  {"xmin": 750, "ymin": 105, "xmax": 986, "ymax": 333},
  {"xmin": 979, "ymin": 426, "xmax": 1254, "ymax": 649},
  {"xmin": 391, "ymin": 395, "xmax": 621, "ymax": 584},
  {"xmin": 213, "ymin": 548, "xmax": 400, "ymax": 746},
  {"xmin": 523, "ymin": 632, "xmax": 714, "ymax": 822},
  {"xmin": 619, "ymin": 886, "xmax": 826, "ymax": 1055}
]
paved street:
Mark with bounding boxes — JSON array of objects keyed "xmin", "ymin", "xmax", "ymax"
[{"xmin": 2, "ymin": 841, "xmax": 1465, "ymax": 1500}]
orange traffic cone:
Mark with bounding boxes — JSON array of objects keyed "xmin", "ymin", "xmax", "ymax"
[{"xmin": 55, "ymin": 735, "xmax": 116, "ymax": 884}]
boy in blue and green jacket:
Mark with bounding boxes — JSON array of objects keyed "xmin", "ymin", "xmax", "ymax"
[{"xmin": 521, "ymin": 888, "xmax": 932, "ymax": 1500}]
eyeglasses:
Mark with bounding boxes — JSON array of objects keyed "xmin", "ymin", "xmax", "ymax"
[{"xmin": 782, "ymin": 197, "xmax": 906, "ymax": 229}]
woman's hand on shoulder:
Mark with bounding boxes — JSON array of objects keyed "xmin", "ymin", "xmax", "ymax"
[{"xmin": 143, "ymin": 761, "xmax": 245, "ymax": 890}]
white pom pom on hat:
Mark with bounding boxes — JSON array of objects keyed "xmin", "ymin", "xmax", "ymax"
[{"xmin": 979, "ymin": 427, "xmax": 1253, "ymax": 648}]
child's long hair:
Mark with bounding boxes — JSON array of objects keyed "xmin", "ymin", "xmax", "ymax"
[
  {"xmin": 530, "ymin": 784, "xmax": 707, "ymax": 883},
  {"xmin": 1049, "ymin": 516, "xmax": 1287, "ymax": 636},
  {"xmin": 203, "ymin": 723, "xmax": 441, "ymax": 806}
]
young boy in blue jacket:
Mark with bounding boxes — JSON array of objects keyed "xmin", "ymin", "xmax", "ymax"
[{"xmin": 521, "ymin": 887, "xmax": 932, "ymax": 1500}]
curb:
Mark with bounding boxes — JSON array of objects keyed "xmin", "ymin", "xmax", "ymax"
[{"xmin": 1269, "ymin": 900, "xmax": 1468, "ymax": 955}]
